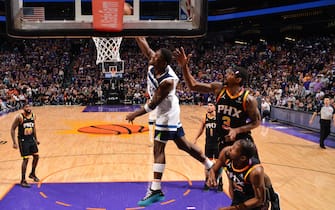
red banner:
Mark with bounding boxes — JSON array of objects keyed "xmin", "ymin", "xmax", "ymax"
[{"xmin": 92, "ymin": 0, "xmax": 125, "ymax": 32}]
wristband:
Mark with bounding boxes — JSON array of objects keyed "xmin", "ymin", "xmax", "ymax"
[{"xmin": 144, "ymin": 104, "xmax": 153, "ymax": 113}]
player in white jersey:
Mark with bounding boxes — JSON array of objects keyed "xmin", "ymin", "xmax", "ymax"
[
  {"xmin": 146, "ymin": 67, "xmax": 157, "ymax": 146},
  {"xmin": 126, "ymin": 37, "xmax": 213, "ymax": 207},
  {"xmin": 150, "ymin": 64, "xmax": 181, "ymax": 134}
]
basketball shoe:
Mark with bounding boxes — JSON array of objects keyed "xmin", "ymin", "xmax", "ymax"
[{"xmin": 137, "ymin": 188, "xmax": 165, "ymax": 207}]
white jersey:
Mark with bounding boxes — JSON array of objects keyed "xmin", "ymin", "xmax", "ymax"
[
  {"xmin": 147, "ymin": 65, "xmax": 158, "ymax": 122},
  {"xmin": 148, "ymin": 108, "xmax": 157, "ymax": 122},
  {"xmin": 147, "ymin": 66, "xmax": 158, "ymax": 100},
  {"xmin": 148, "ymin": 65, "xmax": 181, "ymax": 131}
]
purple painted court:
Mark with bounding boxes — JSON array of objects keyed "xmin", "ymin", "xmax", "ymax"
[{"xmin": 0, "ymin": 181, "xmax": 231, "ymax": 210}]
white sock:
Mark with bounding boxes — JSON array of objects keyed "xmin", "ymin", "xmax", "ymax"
[{"xmin": 151, "ymin": 179, "xmax": 161, "ymax": 190}]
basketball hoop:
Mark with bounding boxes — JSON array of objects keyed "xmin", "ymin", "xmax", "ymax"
[{"xmin": 93, "ymin": 36, "xmax": 123, "ymax": 64}]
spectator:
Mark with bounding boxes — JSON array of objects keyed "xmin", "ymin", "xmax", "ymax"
[{"xmin": 261, "ymin": 97, "xmax": 271, "ymax": 121}]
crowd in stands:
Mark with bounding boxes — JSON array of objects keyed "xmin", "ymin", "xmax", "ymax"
[{"xmin": 0, "ymin": 33, "xmax": 334, "ymax": 117}]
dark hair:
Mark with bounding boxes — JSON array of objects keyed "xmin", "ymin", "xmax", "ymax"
[
  {"xmin": 233, "ymin": 66, "xmax": 248, "ymax": 85},
  {"xmin": 160, "ymin": 48, "xmax": 172, "ymax": 64},
  {"xmin": 238, "ymin": 139, "xmax": 256, "ymax": 158}
]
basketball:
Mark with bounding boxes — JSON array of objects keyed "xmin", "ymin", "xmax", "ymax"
[{"xmin": 124, "ymin": 2, "xmax": 133, "ymax": 15}]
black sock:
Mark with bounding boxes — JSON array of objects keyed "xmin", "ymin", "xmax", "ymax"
[
  {"xmin": 219, "ymin": 177, "xmax": 223, "ymax": 185},
  {"xmin": 31, "ymin": 155, "xmax": 39, "ymax": 175},
  {"xmin": 268, "ymin": 185, "xmax": 276, "ymax": 201},
  {"xmin": 21, "ymin": 159, "xmax": 28, "ymax": 181}
]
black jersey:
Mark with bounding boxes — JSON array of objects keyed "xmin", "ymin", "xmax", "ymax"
[
  {"xmin": 216, "ymin": 87, "xmax": 251, "ymax": 140},
  {"xmin": 18, "ymin": 113, "xmax": 35, "ymax": 141},
  {"xmin": 205, "ymin": 113, "xmax": 218, "ymax": 147},
  {"xmin": 225, "ymin": 157, "xmax": 262, "ymax": 207}
]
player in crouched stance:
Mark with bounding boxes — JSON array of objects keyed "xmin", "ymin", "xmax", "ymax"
[{"xmin": 208, "ymin": 139, "xmax": 271, "ymax": 210}]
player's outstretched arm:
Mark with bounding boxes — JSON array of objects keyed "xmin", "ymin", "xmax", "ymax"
[
  {"xmin": 207, "ymin": 147, "xmax": 229, "ymax": 187},
  {"xmin": 135, "ymin": 37, "xmax": 155, "ymax": 60},
  {"xmin": 126, "ymin": 80, "xmax": 173, "ymax": 124},
  {"xmin": 174, "ymin": 47, "xmax": 222, "ymax": 95}
]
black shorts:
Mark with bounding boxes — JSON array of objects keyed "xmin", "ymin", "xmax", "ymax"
[
  {"xmin": 205, "ymin": 145, "xmax": 219, "ymax": 159},
  {"xmin": 18, "ymin": 138, "xmax": 38, "ymax": 157}
]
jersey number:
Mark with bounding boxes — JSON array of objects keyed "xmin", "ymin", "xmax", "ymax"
[
  {"xmin": 24, "ymin": 128, "xmax": 33, "ymax": 135},
  {"xmin": 222, "ymin": 116, "xmax": 231, "ymax": 127},
  {"xmin": 209, "ymin": 128, "xmax": 214, "ymax": 137}
]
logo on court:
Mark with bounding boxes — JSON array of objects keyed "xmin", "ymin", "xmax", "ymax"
[
  {"xmin": 0, "ymin": 140, "xmax": 7, "ymax": 144},
  {"xmin": 78, "ymin": 124, "xmax": 148, "ymax": 135}
]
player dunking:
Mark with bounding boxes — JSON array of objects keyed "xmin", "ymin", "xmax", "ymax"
[{"xmin": 126, "ymin": 37, "xmax": 214, "ymax": 207}]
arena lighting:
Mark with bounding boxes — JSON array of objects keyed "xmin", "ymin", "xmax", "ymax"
[
  {"xmin": 327, "ymin": 20, "xmax": 335, "ymax": 28},
  {"xmin": 280, "ymin": 25, "xmax": 303, "ymax": 33},
  {"xmin": 282, "ymin": 9, "xmax": 322, "ymax": 19},
  {"xmin": 259, "ymin": 38, "xmax": 266, "ymax": 42},
  {"xmin": 285, "ymin": 37, "xmax": 296, "ymax": 42},
  {"xmin": 235, "ymin": 40, "xmax": 247, "ymax": 45}
]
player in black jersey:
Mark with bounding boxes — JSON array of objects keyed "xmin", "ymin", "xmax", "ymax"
[
  {"xmin": 175, "ymin": 48, "xmax": 259, "ymax": 149},
  {"xmin": 208, "ymin": 139, "xmax": 269, "ymax": 210},
  {"xmin": 193, "ymin": 102, "xmax": 222, "ymax": 191},
  {"xmin": 175, "ymin": 47, "xmax": 280, "ymax": 210},
  {"xmin": 11, "ymin": 104, "xmax": 40, "ymax": 188},
  {"xmin": 215, "ymin": 81, "xmax": 257, "ymax": 150}
]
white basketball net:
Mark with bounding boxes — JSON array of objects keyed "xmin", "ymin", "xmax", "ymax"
[{"xmin": 92, "ymin": 37, "xmax": 123, "ymax": 64}]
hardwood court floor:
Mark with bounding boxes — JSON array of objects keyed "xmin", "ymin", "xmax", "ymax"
[{"xmin": 0, "ymin": 105, "xmax": 334, "ymax": 209}]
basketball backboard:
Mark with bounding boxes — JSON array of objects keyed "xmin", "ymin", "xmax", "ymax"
[{"xmin": 6, "ymin": 0, "xmax": 208, "ymax": 38}]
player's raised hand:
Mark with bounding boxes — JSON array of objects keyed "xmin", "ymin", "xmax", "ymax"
[
  {"xmin": 223, "ymin": 126, "xmax": 237, "ymax": 142},
  {"xmin": 174, "ymin": 47, "xmax": 191, "ymax": 67}
]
